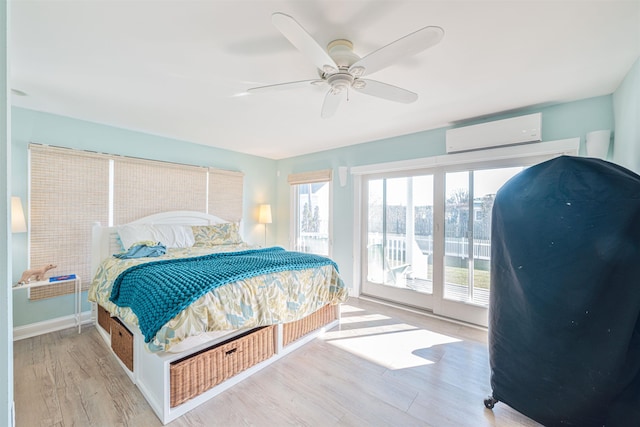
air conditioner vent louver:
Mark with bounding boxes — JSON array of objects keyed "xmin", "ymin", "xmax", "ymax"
[{"xmin": 446, "ymin": 113, "xmax": 542, "ymax": 153}]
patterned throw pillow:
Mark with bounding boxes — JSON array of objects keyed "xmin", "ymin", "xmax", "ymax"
[{"xmin": 192, "ymin": 223, "xmax": 243, "ymax": 246}]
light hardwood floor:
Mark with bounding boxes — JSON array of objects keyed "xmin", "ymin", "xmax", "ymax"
[{"xmin": 14, "ymin": 297, "xmax": 542, "ymax": 427}]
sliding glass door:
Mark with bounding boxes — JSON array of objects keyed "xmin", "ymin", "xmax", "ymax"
[
  {"xmin": 361, "ymin": 164, "xmax": 524, "ymax": 326},
  {"xmin": 363, "ymin": 174, "xmax": 435, "ymax": 309},
  {"xmin": 439, "ymin": 166, "xmax": 523, "ymax": 325}
]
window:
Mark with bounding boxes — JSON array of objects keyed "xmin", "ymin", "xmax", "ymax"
[
  {"xmin": 354, "ymin": 138, "xmax": 580, "ymax": 326},
  {"xmin": 27, "ymin": 143, "xmax": 244, "ymax": 300},
  {"xmin": 288, "ymin": 170, "xmax": 332, "ymax": 256},
  {"xmin": 29, "ymin": 145, "xmax": 109, "ymax": 299},
  {"xmin": 366, "ymin": 174, "xmax": 434, "ymax": 291},
  {"xmin": 443, "ymin": 167, "xmax": 523, "ymax": 306}
]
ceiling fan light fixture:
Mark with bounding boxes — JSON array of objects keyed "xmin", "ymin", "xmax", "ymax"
[
  {"xmin": 349, "ymin": 66, "xmax": 365, "ymax": 77},
  {"xmin": 352, "ymin": 80, "xmax": 366, "ymax": 90},
  {"xmin": 327, "ymin": 72, "xmax": 354, "ymax": 94},
  {"xmin": 322, "ymin": 64, "xmax": 338, "ymax": 74}
]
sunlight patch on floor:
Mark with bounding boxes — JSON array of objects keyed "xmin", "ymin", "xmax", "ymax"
[
  {"xmin": 326, "ymin": 326, "xmax": 462, "ymax": 370},
  {"xmin": 339, "ymin": 304, "xmax": 366, "ymax": 314},
  {"xmin": 339, "ymin": 313, "xmax": 392, "ymax": 324},
  {"xmin": 324, "ymin": 321, "xmax": 419, "ymax": 339}
]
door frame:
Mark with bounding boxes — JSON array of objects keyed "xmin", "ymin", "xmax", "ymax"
[{"xmin": 351, "ymin": 138, "xmax": 580, "ymax": 326}]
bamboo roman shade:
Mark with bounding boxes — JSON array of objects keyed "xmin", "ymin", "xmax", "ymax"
[
  {"xmin": 287, "ymin": 169, "xmax": 333, "ymax": 185},
  {"xmin": 113, "ymin": 158, "xmax": 207, "ymax": 225},
  {"xmin": 27, "ymin": 144, "xmax": 244, "ymax": 300},
  {"xmin": 29, "ymin": 145, "xmax": 110, "ymax": 300},
  {"xmin": 208, "ymin": 168, "xmax": 244, "ymax": 222}
]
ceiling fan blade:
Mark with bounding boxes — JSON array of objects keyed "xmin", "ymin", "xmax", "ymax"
[
  {"xmin": 349, "ymin": 26, "xmax": 444, "ymax": 77},
  {"xmin": 247, "ymin": 79, "xmax": 323, "ymax": 93},
  {"xmin": 272, "ymin": 12, "xmax": 338, "ymax": 74},
  {"xmin": 355, "ymin": 79, "xmax": 418, "ymax": 103},
  {"xmin": 321, "ymin": 89, "xmax": 345, "ymax": 118}
]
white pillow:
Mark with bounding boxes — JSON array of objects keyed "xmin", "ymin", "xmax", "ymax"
[
  {"xmin": 152, "ymin": 224, "xmax": 196, "ymax": 248},
  {"xmin": 117, "ymin": 224, "xmax": 195, "ymax": 250}
]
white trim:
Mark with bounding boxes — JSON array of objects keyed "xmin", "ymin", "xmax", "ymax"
[
  {"xmin": 353, "ymin": 137, "xmax": 580, "ymax": 327},
  {"xmin": 328, "ymin": 176, "xmax": 334, "ymax": 257},
  {"xmin": 350, "ymin": 174, "xmax": 362, "ymax": 297},
  {"xmin": 351, "ymin": 138, "xmax": 580, "ymax": 175},
  {"xmin": 108, "ymin": 159, "xmax": 114, "ymax": 226},
  {"xmin": 13, "ymin": 311, "xmax": 92, "ymax": 341},
  {"xmin": 357, "ymin": 295, "xmax": 488, "ymax": 332},
  {"xmin": 289, "ymin": 185, "xmax": 296, "ymax": 250}
]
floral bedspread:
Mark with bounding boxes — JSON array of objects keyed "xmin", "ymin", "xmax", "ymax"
[{"xmin": 88, "ymin": 244, "xmax": 348, "ymax": 352}]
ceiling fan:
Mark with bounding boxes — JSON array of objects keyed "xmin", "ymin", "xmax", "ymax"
[{"xmin": 248, "ymin": 12, "xmax": 444, "ymax": 118}]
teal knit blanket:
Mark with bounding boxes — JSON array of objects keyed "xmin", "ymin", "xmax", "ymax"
[{"xmin": 109, "ymin": 247, "xmax": 339, "ymax": 343}]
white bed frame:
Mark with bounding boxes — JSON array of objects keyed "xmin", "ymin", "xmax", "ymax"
[{"xmin": 90, "ymin": 211, "xmax": 340, "ymax": 425}]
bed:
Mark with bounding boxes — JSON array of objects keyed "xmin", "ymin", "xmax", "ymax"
[{"xmin": 89, "ymin": 210, "xmax": 348, "ymax": 424}]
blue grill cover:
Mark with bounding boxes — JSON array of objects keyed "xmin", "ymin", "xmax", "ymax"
[{"xmin": 489, "ymin": 156, "xmax": 640, "ymax": 426}]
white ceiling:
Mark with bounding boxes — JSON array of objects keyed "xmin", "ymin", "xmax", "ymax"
[{"xmin": 10, "ymin": 1, "xmax": 640, "ymax": 160}]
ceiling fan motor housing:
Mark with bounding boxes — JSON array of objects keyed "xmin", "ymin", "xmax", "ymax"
[
  {"xmin": 326, "ymin": 39, "xmax": 365, "ymax": 93},
  {"xmin": 327, "ymin": 39, "xmax": 360, "ymax": 69}
]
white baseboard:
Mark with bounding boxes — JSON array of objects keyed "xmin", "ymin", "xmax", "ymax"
[{"xmin": 13, "ymin": 311, "xmax": 93, "ymax": 341}]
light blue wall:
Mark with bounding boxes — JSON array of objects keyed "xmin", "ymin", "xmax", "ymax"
[
  {"xmin": 275, "ymin": 95, "xmax": 615, "ymax": 292},
  {"xmin": 613, "ymin": 57, "xmax": 640, "ymax": 173},
  {"xmin": 10, "ymin": 94, "xmax": 620, "ymax": 328},
  {"xmin": 11, "ymin": 107, "xmax": 278, "ymax": 326},
  {"xmin": 1, "ymin": 1, "xmax": 14, "ymax": 424}
]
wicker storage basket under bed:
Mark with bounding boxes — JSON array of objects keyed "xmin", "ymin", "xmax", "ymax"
[
  {"xmin": 111, "ymin": 317, "xmax": 134, "ymax": 371},
  {"xmin": 283, "ymin": 304, "xmax": 336, "ymax": 347},
  {"xmin": 170, "ymin": 325, "xmax": 276, "ymax": 408},
  {"xmin": 97, "ymin": 304, "xmax": 111, "ymax": 333}
]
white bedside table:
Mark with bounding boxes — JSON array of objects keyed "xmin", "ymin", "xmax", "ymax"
[{"xmin": 12, "ymin": 275, "xmax": 82, "ymax": 333}]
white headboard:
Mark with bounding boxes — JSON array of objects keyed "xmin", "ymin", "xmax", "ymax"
[{"xmin": 91, "ymin": 211, "xmax": 229, "ymax": 276}]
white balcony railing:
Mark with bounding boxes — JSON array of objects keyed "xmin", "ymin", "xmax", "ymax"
[
  {"xmin": 296, "ymin": 232, "xmax": 492, "ymax": 264},
  {"xmin": 368, "ymin": 233, "xmax": 491, "ymax": 264}
]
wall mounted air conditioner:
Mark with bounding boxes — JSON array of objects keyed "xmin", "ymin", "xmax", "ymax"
[{"xmin": 446, "ymin": 113, "xmax": 542, "ymax": 153}]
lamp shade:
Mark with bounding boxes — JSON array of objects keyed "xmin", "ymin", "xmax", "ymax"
[
  {"xmin": 11, "ymin": 196, "xmax": 27, "ymax": 233},
  {"xmin": 258, "ymin": 204, "xmax": 272, "ymax": 224}
]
